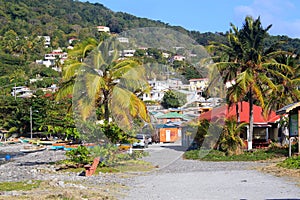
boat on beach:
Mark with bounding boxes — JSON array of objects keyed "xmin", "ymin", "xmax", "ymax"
[{"xmin": 19, "ymin": 145, "xmax": 47, "ymax": 153}]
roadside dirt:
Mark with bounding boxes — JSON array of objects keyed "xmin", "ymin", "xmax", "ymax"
[{"xmin": 257, "ymin": 158, "xmax": 300, "ymax": 186}]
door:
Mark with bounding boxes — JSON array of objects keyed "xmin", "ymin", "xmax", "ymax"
[{"xmin": 166, "ymin": 130, "xmax": 171, "ymax": 142}]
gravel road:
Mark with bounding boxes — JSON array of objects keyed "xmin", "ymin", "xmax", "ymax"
[
  {"xmin": 1, "ymin": 143, "xmax": 299, "ymax": 200},
  {"xmin": 124, "ymin": 143, "xmax": 300, "ymax": 200}
]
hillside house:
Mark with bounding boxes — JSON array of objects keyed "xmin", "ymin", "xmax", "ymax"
[
  {"xmin": 38, "ymin": 36, "xmax": 51, "ymax": 47},
  {"xmin": 142, "ymin": 79, "xmax": 169, "ymax": 102},
  {"xmin": 189, "ymin": 78, "xmax": 209, "ymax": 92},
  {"xmin": 97, "ymin": 26, "xmax": 110, "ymax": 33},
  {"xmin": 172, "ymin": 55, "xmax": 185, "ymax": 61},
  {"xmin": 37, "ymin": 49, "xmax": 67, "ymax": 71},
  {"xmin": 117, "ymin": 37, "xmax": 129, "ymax": 43},
  {"xmin": 11, "ymin": 86, "xmax": 33, "ymax": 98}
]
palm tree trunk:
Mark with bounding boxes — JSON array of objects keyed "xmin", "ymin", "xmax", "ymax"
[
  {"xmin": 248, "ymin": 88, "xmax": 253, "ymax": 150},
  {"xmin": 236, "ymin": 103, "xmax": 240, "ymax": 123},
  {"xmin": 103, "ymin": 89, "xmax": 110, "ymax": 123}
]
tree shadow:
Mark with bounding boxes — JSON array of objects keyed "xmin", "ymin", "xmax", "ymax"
[
  {"xmin": 159, "ymin": 144, "xmax": 188, "ymax": 152},
  {"xmin": 16, "ymin": 161, "xmax": 53, "ymax": 166}
]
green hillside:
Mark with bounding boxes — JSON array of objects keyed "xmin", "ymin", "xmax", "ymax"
[{"xmin": 0, "ymin": 0, "xmax": 300, "ymax": 90}]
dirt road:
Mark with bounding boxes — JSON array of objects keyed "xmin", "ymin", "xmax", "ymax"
[{"xmin": 124, "ymin": 143, "xmax": 300, "ymax": 200}]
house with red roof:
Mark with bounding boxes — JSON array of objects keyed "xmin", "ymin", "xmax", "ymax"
[{"xmin": 199, "ymin": 101, "xmax": 281, "ymax": 149}]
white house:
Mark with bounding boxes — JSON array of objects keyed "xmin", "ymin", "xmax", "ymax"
[
  {"xmin": 189, "ymin": 78, "xmax": 209, "ymax": 92},
  {"xmin": 11, "ymin": 86, "xmax": 33, "ymax": 98},
  {"xmin": 40, "ymin": 48, "xmax": 67, "ymax": 71},
  {"xmin": 143, "ymin": 80, "xmax": 169, "ymax": 102},
  {"xmin": 117, "ymin": 37, "xmax": 129, "ymax": 43},
  {"xmin": 120, "ymin": 49, "xmax": 135, "ymax": 57},
  {"xmin": 142, "ymin": 79, "xmax": 187, "ymax": 102},
  {"xmin": 97, "ymin": 26, "xmax": 110, "ymax": 33},
  {"xmin": 172, "ymin": 55, "xmax": 186, "ymax": 61},
  {"xmin": 168, "ymin": 78, "xmax": 184, "ymax": 89},
  {"xmin": 38, "ymin": 36, "xmax": 51, "ymax": 47}
]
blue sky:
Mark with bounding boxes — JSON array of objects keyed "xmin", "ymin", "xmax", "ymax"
[{"xmin": 85, "ymin": 0, "xmax": 300, "ymax": 38}]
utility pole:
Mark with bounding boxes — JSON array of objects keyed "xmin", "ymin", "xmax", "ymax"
[
  {"xmin": 14, "ymin": 83, "xmax": 16, "ymax": 100},
  {"xmin": 30, "ymin": 106, "xmax": 33, "ymax": 139}
]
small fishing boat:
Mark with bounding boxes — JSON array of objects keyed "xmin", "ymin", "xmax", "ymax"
[
  {"xmin": 49, "ymin": 142, "xmax": 68, "ymax": 150},
  {"xmin": 20, "ymin": 145, "xmax": 47, "ymax": 153},
  {"xmin": 19, "ymin": 138, "xmax": 30, "ymax": 143},
  {"xmin": 38, "ymin": 140, "xmax": 56, "ymax": 145},
  {"xmin": 63, "ymin": 144, "xmax": 79, "ymax": 151}
]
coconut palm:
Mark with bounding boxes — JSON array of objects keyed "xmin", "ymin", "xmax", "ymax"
[
  {"xmin": 57, "ymin": 37, "xmax": 150, "ymax": 134},
  {"xmin": 236, "ymin": 16, "xmax": 294, "ymax": 149},
  {"xmin": 208, "ymin": 16, "xmax": 294, "ymax": 149},
  {"xmin": 263, "ymin": 54, "xmax": 300, "ymax": 114},
  {"xmin": 208, "ymin": 27, "xmax": 245, "ymax": 122},
  {"xmin": 56, "ymin": 38, "xmax": 99, "ymax": 102}
]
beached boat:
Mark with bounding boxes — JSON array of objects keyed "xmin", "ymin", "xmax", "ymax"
[
  {"xmin": 20, "ymin": 145, "xmax": 47, "ymax": 153},
  {"xmin": 19, "ymin": 138, "xmax": 30, "ymax": 143},
  {"xmin": 63, "ymin": 144, "xmax": 79, "ymax": 151},
  {"xmin": 38, "ymin": 140, "xmax": 56, "ymax": 145}
]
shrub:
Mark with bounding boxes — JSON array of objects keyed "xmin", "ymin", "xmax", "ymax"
[
  {"xmin": 218, "ymin": 117, "xmax": 246, "ymax": 155},
  {"xmin": 277, "ymin": 156, "xmax": 300, "ymax": 169},
  {"xmin": 66, "ymin": 145, "xmax": 91, "ymax": 165}
]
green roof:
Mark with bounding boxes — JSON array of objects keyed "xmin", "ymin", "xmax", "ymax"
[{"xmin": 156, "ymin": 112, "xmax": 184, "ymax": 119}]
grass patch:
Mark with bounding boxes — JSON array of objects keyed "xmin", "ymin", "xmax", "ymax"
[
  {"xmin": 60, "ymin": 160, "xmax": 153, "ymax": 174},
  {"xmin": 96, "ymin": 167, "xmax": 120, "ymax": 173},
  {"xmin": 277, "ymin": 156, "xmax": 300, "ymax": 169},
  {"xmin": 184, "ymin": 147, "xmax": 288, "ymax": 161},
  {"xmin": 115, "ymin": 160, "xmax": 154, "ymax": 172},
  {"xmin": 0, "ymin": 180, "xmax": 41, "ymax": 191}
]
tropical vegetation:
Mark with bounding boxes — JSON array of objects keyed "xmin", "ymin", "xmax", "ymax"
[
  {"xmin": 0, "ymin": 1, "xmax": 299, "ymax": 158},
  {"xmin": 161, "ymin": 90, "xmax": 187, "ymax": 109},
  {"xmin": 207, "ymin": 16, "xmax": 300, "ymax": 150}
]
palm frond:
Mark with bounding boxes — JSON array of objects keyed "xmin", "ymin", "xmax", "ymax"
[
  {"xmin": 236, "ymin": 69, "xmax": 253, "ymax": 91},
  {"xmin": 55, "ymin": 78, "xmax": 75, "ymax": 100},
  {"xmin": 63, "ymin": 62, "xmax": 87, "ymax": 80}
]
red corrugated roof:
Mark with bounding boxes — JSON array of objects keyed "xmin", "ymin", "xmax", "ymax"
[{"xmin": 199, "ymin": 101, "xmax": 280, "ymax": 124}]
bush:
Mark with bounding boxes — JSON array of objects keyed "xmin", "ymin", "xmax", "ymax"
[
  {"xmin": 65, "ymin": 145, "xmax": 91, "ymax": 165},
  {"xmin": 89, "ymin": 144, "xmax": 149, "ymax": 167},
  {"xmin": 277, "ymin": 156, "xmax": 300, "ymax": 169}
]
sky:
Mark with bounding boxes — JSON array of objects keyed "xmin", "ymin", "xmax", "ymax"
[{"xmin": 85, "ymin": 0, "xmax": 300, "ymax": 38}]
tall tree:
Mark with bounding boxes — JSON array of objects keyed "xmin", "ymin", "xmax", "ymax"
[
  {"xmin": 208, "ymin": 16, "xmax": 294, "ymax": 150},
  {"xmin": 263, "ymin": 54, "xmax": 300, "ymax": 115},
  {"xmin": 57, "ymin": 36, "xmax": 150, "ymax": 140},
  {"xmin": 208, "ymin": 26, "xmax": 245, "ymax": 122}
]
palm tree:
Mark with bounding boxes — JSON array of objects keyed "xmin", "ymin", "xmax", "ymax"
[
  {"xmin": 208, "ymin": 16, "xmax": 294, "ymax": 150},
  {"xmin": 236, "ymin": 16, "xmax": 294, "ymax": 149},
  {"xmin": 218, "ymin": 117, "xmax": 247, "ymax": 155},
  {"xmin": 56, "ymin": 38, "xmax": 99, "ymax": 104},
  {"xmin": 263, "ymin": 54, "xmax": 300, "ymax": 115},
  {"xmin": 57, "ymin": 37, "xmax": 150, "ymax": 137},
  {"xmin": 208, "ymin": 26, "xmax": 245, "ymax": 122}
]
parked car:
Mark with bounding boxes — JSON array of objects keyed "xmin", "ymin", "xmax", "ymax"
[
  {"xmin": 132, "ymin": 134, "xmax": 148, "ymax": 148},
  {"xmin": 145, "ymin": 134, "xmax": 152, "ymax": 145}
]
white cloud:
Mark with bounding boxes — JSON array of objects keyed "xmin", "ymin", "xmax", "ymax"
[{"xmin": 234, "ymin": 0, "xmax": 300, "ymax": 38}]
